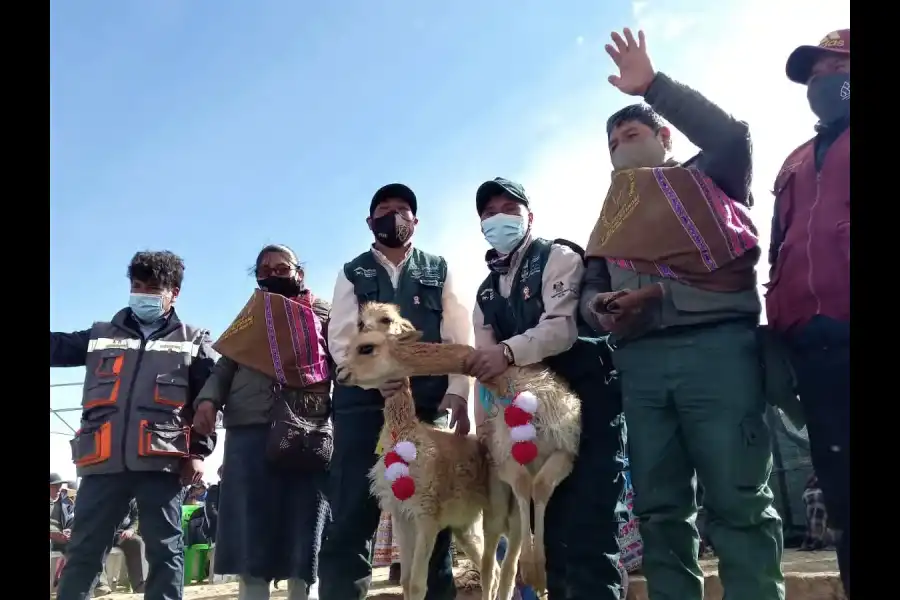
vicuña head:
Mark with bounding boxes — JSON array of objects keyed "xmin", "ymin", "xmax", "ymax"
[
  {"xmin": 357, "ymin": 302, "xmax": 416, "ymax": 335},
  {"xmin": 336, "ymin": 329, "xmax": 423, "ymax": 389},
  {"xmin": 337, "ymin": 302, "xmax": 474, "ymax": 389}
]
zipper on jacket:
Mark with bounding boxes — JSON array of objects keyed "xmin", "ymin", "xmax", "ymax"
[
  {"xmin": 120, "ymin": 336, "xmax": 148, "ymax": 465},
  {"xmin": 804, "ymin": 172, "xmax": 823, "ymax": 314}
]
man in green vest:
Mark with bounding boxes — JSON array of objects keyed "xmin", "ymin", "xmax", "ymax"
[
  {"xmin": 319, "ymin": 183, "xmax": 472, "ymax": 600},
  {"xmin": 466, "ymin": 177, "xmax": 627, "ymax": 600}
]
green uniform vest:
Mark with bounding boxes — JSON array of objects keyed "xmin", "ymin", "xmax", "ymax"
[
  {"xmin": 476, "ymin": 238, "xmax": 618, "ymax": 405},
  {"xmin": 333, "ymin": 248, "xmax": 449, "ymax": 416}
]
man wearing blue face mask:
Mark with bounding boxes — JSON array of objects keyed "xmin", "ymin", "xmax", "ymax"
[
  {"xmin": 766, "ymin": 28, "xmax": 850, "ymax": 597},
  {"xmin": 50, "ymin": 250, "xmax": 218, "ymax": 600},
  {"xmin": 466, "ymin": 178, "xmax": 627, "ymax": 600}
]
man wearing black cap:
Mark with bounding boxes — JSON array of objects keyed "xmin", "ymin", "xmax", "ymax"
[
  {"xmin": 579, "ymin": 28, "xmax": 784, "ymax": 600},
  {"xmin": 319, "ymin": 183, "xmax": 472, "ymax": 600},
  {"xmin": 766, "ymin": 29, "xmax": 850, "ymax": 596},
  {"xmin": 467, "ymin": 177, "xmax": 626, "ymax": 600}
]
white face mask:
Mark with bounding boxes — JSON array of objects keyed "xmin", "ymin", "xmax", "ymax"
[{"xmin": 611, "ymin": 136, "xmax": 667, "ymax": 170}]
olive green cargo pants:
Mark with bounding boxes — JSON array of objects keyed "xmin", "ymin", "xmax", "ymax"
[{"xmin": 612, "ymin": 322, "xmax": 785, "ymax": 600}]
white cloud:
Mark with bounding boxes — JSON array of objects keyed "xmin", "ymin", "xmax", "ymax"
[{"xmin": 632, "ymin": 0, "xmax": 701, "ymax": 42}]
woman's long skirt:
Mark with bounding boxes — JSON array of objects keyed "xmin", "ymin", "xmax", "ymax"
[
  {"xmin": 372, "ymin": 511, "xmax": 400, "ymax": 568},
  {"xmin": 214, "ymin": 425, "xmax": 330, "ymax": 583}
]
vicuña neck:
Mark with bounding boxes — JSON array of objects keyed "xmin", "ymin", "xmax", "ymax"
[
  {"xmin": 383, "ymin": 377, "xmax": 418, "ymax": 433},
  {"xmin": 393, "ymin": 342, "xmax": 474, "ymax": 376}
]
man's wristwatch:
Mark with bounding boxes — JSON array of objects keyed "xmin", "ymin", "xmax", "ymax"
[{"xmin": 500, "ymin": 342, "xmax": 515, "ymax": 366}]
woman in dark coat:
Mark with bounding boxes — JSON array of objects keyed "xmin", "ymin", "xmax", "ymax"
[{"xmin": 193, "ymin": 244, "xmax": 331, "ymax": 600}]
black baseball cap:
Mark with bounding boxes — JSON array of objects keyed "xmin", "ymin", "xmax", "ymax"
[
  {"xmin": 475, "ymin": 177, "xmax": 530, "ymax": 215},
  {"xmin": 369, "ymin": 183, "xmax": 418, "ymax": 216}
]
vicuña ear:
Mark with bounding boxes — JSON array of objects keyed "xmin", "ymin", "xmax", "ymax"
[{"xmin": 396, "ymin": 330, "xmax": 423, "ymax": 344}]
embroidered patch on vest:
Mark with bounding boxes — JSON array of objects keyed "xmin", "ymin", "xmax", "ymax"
[{"xmin": 353, "ymin": 266, "xmax": 377, "ymax": 278}]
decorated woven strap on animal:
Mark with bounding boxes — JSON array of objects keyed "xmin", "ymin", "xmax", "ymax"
[
  {"xmin": 214, "ymin": 289, "xmax": 330, "ymax": 389},
  {"xmin": 586, "ymin": 166, "xmax": 760, "ymax": 293}
]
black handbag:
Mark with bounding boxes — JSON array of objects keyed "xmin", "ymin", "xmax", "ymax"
[{"xmin": 265, "ymin": 385, "xmax": 334, "ymax": 473}]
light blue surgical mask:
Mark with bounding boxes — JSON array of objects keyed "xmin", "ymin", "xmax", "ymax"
[
  {"xmin": 482, "ymin": 213, "xmax": 527, "ymax": 255},
  {"xmin": 129, "ymin": 293, "xmax": 166, "ymax": 323}
]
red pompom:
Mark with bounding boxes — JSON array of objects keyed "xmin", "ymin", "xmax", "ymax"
[
  {"xmin": 384, "ymin": 451, "xmax": 405, "ymax": 468},
  {"xmin": 391, "ymin": 475, "xmax": 416, "ymax": 500},
  {"xmin": 504, "ymin": 405, "xmax": 533, "ymax": 428},
  {"xmin": 511, "ymin": 441, "xmax": 538, "ymax": 465}
]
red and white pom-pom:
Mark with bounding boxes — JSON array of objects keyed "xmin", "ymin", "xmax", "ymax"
[
  {"xmin": 510, "ymin": 423, "xmax": 537, "ymax": 443},
  {"xmin": 504, "ymin": 404, "xmax": 533, "ymax": 428},
  {"xmin": 512, "ymin": 391, "xmax": 538, "ymax": 415},
  {"xmin": 393, "ymin": 440, "xmax": 417, "ymax": 463},
  {"xmin": 391, "ymin": 476, "xmax": 416, "ymax": 501},
  {"xmin": 384, "ymin": 440, "xmax": 417, "ymax": 500},
  {"xmin": 383, "ymin": 451, "xmax": 404, "ymax": 469},
  {"xmin": 385, "ymin": 461, "xmax": 410, "ymax": 482},
  {"xmin": 512, "ymin": 441, "xmax": 539, "ymax": 465}
]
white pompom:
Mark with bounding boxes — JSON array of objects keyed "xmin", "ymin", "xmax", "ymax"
[
  {"xmin": 510, "ymin": 423, "xmax": 537, "ymax": 443},
  {"xmin": 393, "ymin": 440, "xmax": 417, "ymax": 463},
  {"xmin": 385, "ymin": 462, "xmax": 410, "ymax": 482},
  {"xmin": 513, "ymin": 391, "xmax": 538, "ymax": 414}
]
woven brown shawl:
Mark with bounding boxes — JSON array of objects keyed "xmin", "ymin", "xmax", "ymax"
[
  {"xmin": 585, "ymin": 166, "xmax": 760, "ymax": 292},
  {"xmin": 214, "ymin": 290, "xmax": 330, "ymax": 389}
]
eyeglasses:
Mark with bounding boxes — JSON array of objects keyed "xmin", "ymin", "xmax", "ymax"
[{"xmin": 258, "ymin": 264, "xmax": 294, "ymax": 278}]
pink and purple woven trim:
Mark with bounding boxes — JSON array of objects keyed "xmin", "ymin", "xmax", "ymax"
[
  {"xmin": 609, "ymin": 167, "xmax": 758, "ymax": 281},
  {"xmin": 262, "ymin": 294, "xmax": 330, "ymax": 387}
]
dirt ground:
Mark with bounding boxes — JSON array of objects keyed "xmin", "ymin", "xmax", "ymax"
[{"xmin": 101, "ymin": 549, "xmax": 840, "ymax": 600}]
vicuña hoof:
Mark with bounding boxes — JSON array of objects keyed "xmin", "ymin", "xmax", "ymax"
[{"xmin": 519, "ymin": 555, "xmax": 545, "ymax": 593}]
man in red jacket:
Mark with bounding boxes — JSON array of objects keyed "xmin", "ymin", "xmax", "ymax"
[{"xmin": 765, "ymin": 28, "xmax": 850, "ymax": 597}]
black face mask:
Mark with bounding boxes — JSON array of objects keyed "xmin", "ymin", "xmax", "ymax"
[
  {"xmin": 257, "ymin": 276, "xmax": 303, "ymax": 298},
  {"xmin": 807, "ymin": 73, "xmax": 850, "ymax": 125},
  {"xmin": 371, "ymin": 212, "xmax": 414, "ymax": 248}
]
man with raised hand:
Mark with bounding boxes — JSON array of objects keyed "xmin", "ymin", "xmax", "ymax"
[{"xmin": 580, "ymin": 28, "xmax": 784, "ymax": 600}]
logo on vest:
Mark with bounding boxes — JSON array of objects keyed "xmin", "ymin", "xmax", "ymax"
[
  {"xmin": 480, "ymin": 288, "xmax": 495, "ymax": 302},
  {"xmin": 353, "ymin": 266, "xmax": 377, "ymax": 279},
  {"xmin": 523, "ymin": 286, "xmax": 531, "ymax": 300},
  {"xmin": 550, "ymin": 281, "xmax": 570, "ymax": 299},
  {"xmin": 413, "ymin": 296, "xmax": 420, "ymax": 305},
  {"xmin": 519, "ymin": 258, "xmax": 542, "ymax": 283}
]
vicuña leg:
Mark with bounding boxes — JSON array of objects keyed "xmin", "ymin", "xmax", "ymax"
[
  {"xmin": 482, "ymin": 475, "xmax": 512, "ymax": 600},
  {"xmin": 496, "ymin": 458, "xmax": 536, "ymax": 590},
  {"xmin": 407, "ymin": 516, "xmax": 441, "ymax": 600},
  {"xmin": 497, "ymin": 503, "xmax": 524, "ymax": 600},
  {"xmin": 530, "ymin": 450, "xmax": 575, "ymax": 595},
  {"xmin": 392, "ymin": 509, "xmax": 416, "ymax": 599}
]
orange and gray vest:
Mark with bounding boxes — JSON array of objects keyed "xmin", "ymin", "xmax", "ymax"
[{"xmin": 70, "ymin": 309, "xmax": 209, "ymax": 477}]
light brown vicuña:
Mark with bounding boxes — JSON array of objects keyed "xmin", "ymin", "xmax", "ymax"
[
  {"xmin": 340, "ymin": 303, "xmax": 506, "ymax": 600},
  {"xmin": 338, "ymin": 303, "xmax": 581, "ymax": 597}
]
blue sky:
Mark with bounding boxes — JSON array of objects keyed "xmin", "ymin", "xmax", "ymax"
[{"xmin": 50, "ymin": 0, "xmax": 849, "ymax": 478}]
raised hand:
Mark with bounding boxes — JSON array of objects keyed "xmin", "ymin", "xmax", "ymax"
[{"xmin": 605, "ymin": 28, "xmax": 656, "ymax": 96}]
